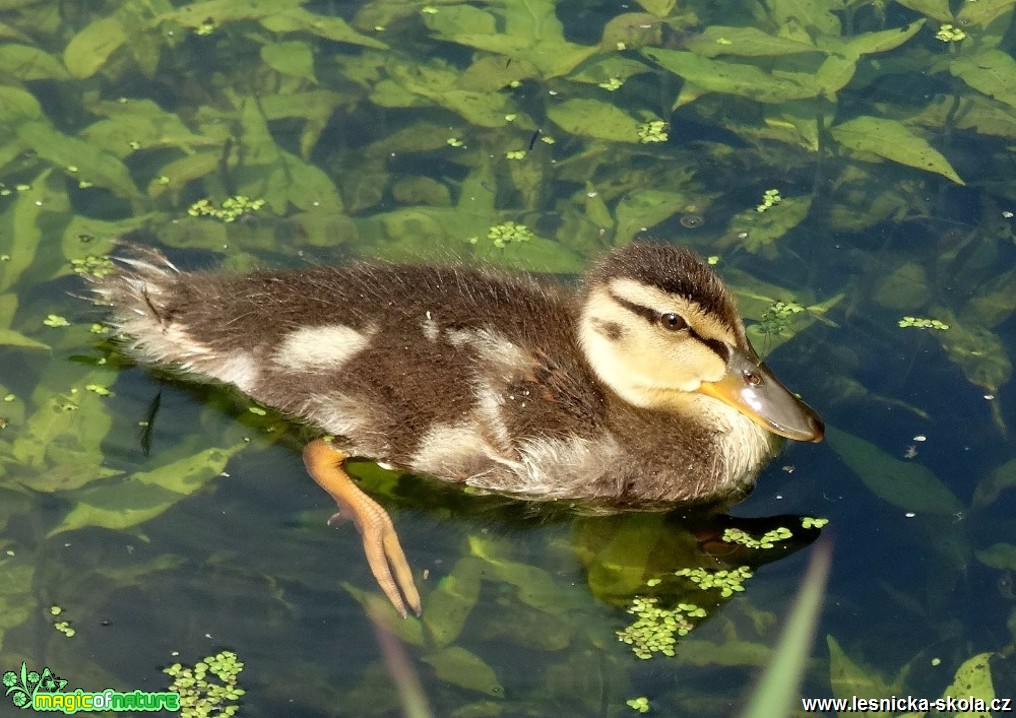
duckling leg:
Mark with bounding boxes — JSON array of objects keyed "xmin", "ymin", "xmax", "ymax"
[{"xmin": 303, "ymin": 439, "xmax": 422, "ymax": 618}]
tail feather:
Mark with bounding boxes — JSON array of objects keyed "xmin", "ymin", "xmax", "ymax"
[{"xmin": 90, "ymin": 243, "xmax": 260, "ymax": 393}]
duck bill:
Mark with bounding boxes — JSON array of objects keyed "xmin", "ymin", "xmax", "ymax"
[{"xmin": 697, "ymin": 347, "xmax": 824, "ymax": 442}]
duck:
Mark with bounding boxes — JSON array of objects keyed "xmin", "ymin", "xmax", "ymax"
[{"xmin": 91, "ymin": 240, "xmax": 823, "ymax": 618}]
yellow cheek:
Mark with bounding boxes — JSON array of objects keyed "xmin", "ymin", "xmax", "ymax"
[{"xmin": 626, "ymin": 334, "xmax": 727, "ymax": 390}]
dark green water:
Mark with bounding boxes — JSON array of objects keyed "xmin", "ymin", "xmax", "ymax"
[{"xmin": 0, "ymin": 1, "xmax": 1014, "ymax": 716}]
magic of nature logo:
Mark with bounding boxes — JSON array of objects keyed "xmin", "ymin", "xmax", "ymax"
[{"xmin": 3, "ymin": 661, "xmax": 180, "ymax": 713}]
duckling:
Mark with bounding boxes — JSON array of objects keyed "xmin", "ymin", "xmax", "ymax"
[{"xmin": 91, "ymin": 240, "xmax": 823, "ymax": 617}]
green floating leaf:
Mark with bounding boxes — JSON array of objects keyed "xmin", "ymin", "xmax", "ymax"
[
  {"xmin": 81, "ymin": 99, "xmax": 220, "ymax": 159},
  {"xmin": 343, "ymin": 583, "xmax": 425, "ymax": 646},
  {"xmin": 427, "ymin": 0, "xmax": 596, "ymax": 78},
  {"xmin": 892, "ymin": 0, "xmax": 952, "ymax": 22},
  {"xmin": 259, "ymin": 7, "xmax": 388, "ymax": 49},
  {"xmin": 423, "ymin": 556, "xmax": 483, "ymax": 648},
  {"xmin": 152, "ymin": 0, "xmax": 305, "ymax": 28},
  {"xmin": 472, "ymin": 236, "xmax": 586, "ymax": 274},
  {"xmin": 724, "ymin": 196, "xmax": 812, "ymax": 256},
  {"xmin": 873, "ymin": 262, "xmax": 931, "ymax": 310},
  {"xmin": 60, "ymin": 213, "xmax": 158, "ymax": 267},
  {"xmin": 260, "ymin": 40, "xmax": 316, "ymax": 83},
  {"xmin": 0, "ymin": 294, "xmax": 47, "ymax": 349},
  {"xmin": 766, "ymin": 0, "xmax": 840, "ymax": 39},
  {"xmin": 827, "ymin": 635, "xmax": 903, "ymax": 702},
  {"xmin": 685, "ymin": 26, "xmax": 821, "ymax": 58},
  {"xmin": 825, "ymin": 426, "xmax": 963, "ymax": 514},
  {"xmin": 9, "ymin": 375, "xmax": 115, "ymax": 490},
  {"xmin": 951, "ymin": 49, "xmax": 1016, "ymax": 113},
  {"xmin": 833, "ymin": 20, "xmax": 924, "ymax": 58},
  {"xmin": 829, "ymin": 116, "xmax": 965, "ymax": 185},
  {"xmin": 148, "ymin": 152, "xmax": 221, "ymax": 198},
  {"xmin": 0, "ymin": 44, "xmax": 70, "ymax": 81},
  {"xmin": 973, "ymin": 457, "xmax": 1016, "ymax": 510},
  {"xmin": 0, "ymin": 169, "xmax": 69, "ymax": 294},
  {"xmin": 975, "ymin": 543, "xmax": 1016, "ymax": 570},
  {"xmin": 957, "ymin": 0, "xmax": 1014, "ymax": 28},
  {"xmin": 643, "ymin": 48, "xmax": 821, "ymax": 104},
  {"xmin": 422, "ymin": 3, "xmax": 496, "ymax": 35},
  {"xmin": 468, "ymin": 534, "xmax": 584, "ymax": 614},
  {"xmin": 0, "ymin": 84, "xmax": 43, "ymax": 124},
  {"xmin": 0, "ymin": 328, "xmax": 48, "ymax": 350},
  {"xmin": 671, "ymin": 639, "xmax": 771, "ymax": 667},
  {"xmin": 421, "ymin": 646, "xmax": 503, "ymax": 697},
  {"xmin": 614, "ymin": 189, "xmax": 690, "ymax": 244},
  {"xmin": 935, "ymin": 311, "xmax": 1011, "ymax": 394},
  {"xmin": 566, "ymin": 54, "xmax": 652, "ymax": 86},
  {"xmin": 963, "ymin": 269, "xmax": 1016, "ymax": 329},
  {"xmin": 547, "ymin": 98, "xmax": 640, "ymax": 142},
  {"xmin": 260, "ymin": 90, "xmax": 345, "ymax": 157},
  {"xmin": 63, "ymin": 12, "xmax": 130, "ymax": 79},
  {"xmin": 0, "ymin": 558, "xmax": 34, "ymax": 655},
  {"xmin": 16, "ymin": 121, "xmax": 140, "ymax": 199},
  {"xmin": 634, "ymin": 0, "xmax": 675, "ymax": 17},
  {"xmin": 941, "ymin": 653, "xmax": 994, "ymax": 709},
  {"xmin": 49, "ymin": 443, "xmax": 246, "ymax": 536}
]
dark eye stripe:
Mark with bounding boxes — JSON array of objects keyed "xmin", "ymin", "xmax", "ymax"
[
  {"xmin": 608, "ymin": 291, "xmax": 658, "ymax": 323},
  {"xmin": 608, "ymin": 291, "xmax": 730, "ymax": 362}
]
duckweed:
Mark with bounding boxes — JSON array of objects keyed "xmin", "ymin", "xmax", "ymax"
[
  {"xmin": 616, "ymin": 596, "xmax": 702, "ymax": 659},
  {"xmin": 188, "ymin": 196, "xmax": 266, "ymax": 223},
  {"xmin": 898, "ymin": 316, "xmax": 950, "ymax": 330},
  {"xmin": 758, "ymin": 301, "xmax": 805, "ymax": 335},
  {"xmin": 43, "ymin": 314, "xmax": 70, "ymax": 328},
  {"xmin": 935, "ymin": 24, "xmax": 966, "ymax": 42},
  {"xmin": 756, "ymin": 188, "xmax": 783, "ymax": 212},
  {"xmin": 164, "ymin": 650, "xmax": 245, "ymax": 718},
  {"xmin": 626, "ymin": 696, "xmax": 651, "ymax": 713},
  {"xmin": 674, "ymin": 566, "xmax": 753, "ymax": 598},
  {"xmin": 472, "ymin": 221, "xmax": 536, "ymax": 248},
  {"xmin": 71, "ymin": 255, "xmax": 117, "ymax": 279},
  {"xmin": 801, "ymin": 517, "xmax": 829, "ymax": 529},
  {"xmin": 722, "ymin": 526, "xmax": 793, "ymax": 549},
  {"xmin": 636, "ymin": 120, "xmax": 668, "ymax": 143}
]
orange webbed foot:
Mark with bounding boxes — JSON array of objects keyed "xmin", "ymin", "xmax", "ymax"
[{"xmin": 303, "ymin": 439, "xmax": 422, "ymax": 618}]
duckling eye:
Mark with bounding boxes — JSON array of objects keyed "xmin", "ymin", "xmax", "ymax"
[
  {"xmin": 744, "ymin": 370, "xmax": 762, "ymax": 386},
  {"xmin": 659, "ymin": 312, "xmax": 687, "ymax": 331}
]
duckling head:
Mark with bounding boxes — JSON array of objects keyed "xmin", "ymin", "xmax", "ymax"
[{"xmin": 578, "ymin": 242, "xmax": 824, "ymax": 443}]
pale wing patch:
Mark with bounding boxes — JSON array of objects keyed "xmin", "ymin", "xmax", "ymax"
[
  {"xmin": 209, "ymin": 352, "xmax": 260, "ymax": 393},
  {"xmin": 116, "ymin": 316, "xmax": 263, "ymax": 392},
  {"xmin": 273, "ymin": 324, "xmax": 374, "ymax": 372},
  {"xmin": 446, "ymin": 328, "xmax": 530, "ymax": 378},
  {"xmin": 473, "ymin": 382, "xmax": 511, "ymax": 448},
  {"xmin": 466, "ymin": 432, "xmax": 621, "ymax": 500},
  {"xmin": 302, "ymin": 394, "xmax": 371, "ymax": 439},
  {"xmin": 421, "ymin": 312, "xmax": 439, "ymax": 341},
  {"xmin": 410, "ymin": 421, "xmax": 500, "ymax": 479}
]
